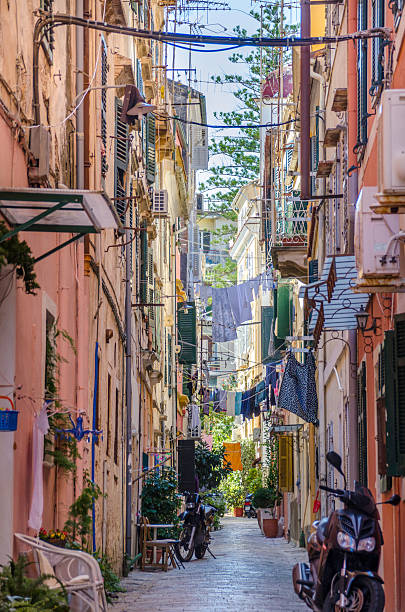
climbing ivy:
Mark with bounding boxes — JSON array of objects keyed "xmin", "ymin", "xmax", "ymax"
[{"xmin": 0, "ymin": 221, "xmax": 39, "ymax": 294}]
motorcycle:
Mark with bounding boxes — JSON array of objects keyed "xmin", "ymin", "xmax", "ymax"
[
  {"xmin": 174, "ymin": 492, "xmax": 217, "ymax": 562},
  {"xmin": 292, "ymin": 451, "xmax": 401, "ymax": 611},
  {"xmin": 244, "ymin": 493, "xmax": 257, "ymax": 518}
]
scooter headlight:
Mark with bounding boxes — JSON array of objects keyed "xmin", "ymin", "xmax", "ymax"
[
  {"xmin": 357, "ymin": 536, "xmax": 376, "ymax": 552},
  {"xmin": 337, "ymin": 531, "xmax": 356, "ymax": 551}
]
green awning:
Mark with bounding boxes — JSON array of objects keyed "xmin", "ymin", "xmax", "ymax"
[{"xmin": 0, "ymin": 188, "xmax": 121, "ymax": 261}]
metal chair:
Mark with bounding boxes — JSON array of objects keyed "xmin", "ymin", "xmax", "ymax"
[{"xmin": 14, "ymin": 533, "xmax": 107, "ymax": 611}]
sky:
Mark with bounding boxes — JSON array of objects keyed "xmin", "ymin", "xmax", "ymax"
[{"xmin": 164, "ymin": 0, "xmax": 300, "ymax": 185}]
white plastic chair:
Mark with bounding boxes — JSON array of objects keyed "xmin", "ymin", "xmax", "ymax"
[{"xmin": 14, "ymin": 533, "xmax": 107, "ymax": 612}]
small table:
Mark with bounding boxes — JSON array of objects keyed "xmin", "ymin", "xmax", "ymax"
[{"xmin": 143, "ymin": 524, "xmax": 175, "ymax": 564}]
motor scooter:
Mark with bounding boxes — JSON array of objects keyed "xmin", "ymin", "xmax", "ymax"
[
  {"xmin": 244, "ymin": 493, "xmax": 257, "ymax": 518},
  {"xmin": 292, "ymin": 451, "xmax": 401, "ymax": 611},
  {"xmin": 174, "ymin": 492, "xmax": 217, "ymax": 562}
]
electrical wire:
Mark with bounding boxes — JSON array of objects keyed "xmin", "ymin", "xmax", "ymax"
[{"xmin": 154, "ymin": 112, "xmax": 295, "ymax": 129}]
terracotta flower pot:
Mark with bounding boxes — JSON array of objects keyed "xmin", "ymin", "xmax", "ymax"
[
  {"xmin": 262, "ymin": 518, "xmax": 278, "ymax": 538},
  {"xmin": 233, "ymin": 507, "xmax": 243, "ymax": 517}
]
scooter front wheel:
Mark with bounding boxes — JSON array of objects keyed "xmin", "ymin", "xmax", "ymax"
[
  {"xmin": 174, "ymin": 527, "xmax": 194, "ymax": 562},
  {"xmin": 323, "ymin": 576, "xmax": 385, "ymax": 612}
]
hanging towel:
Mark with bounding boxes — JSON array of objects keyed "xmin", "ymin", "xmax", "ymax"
[
  {"xmin": 203, "ymin": 389, "xmax": 210, "ymax": 415},
  {"xmin": 223, "ymin": 441, "xmax": 243, "ymax": 471},
  {"xmin": 278, "ymin": 352, "xmax": 318, "ymax": 424},
  {"xmin": 218, "ymin": 389, "xmax": 227, "ymax": 413},
  {"xmin": 255, "ymin": 380, "xmax": 267, "ymax": 407},
  {"xmin": 226, "ymin": 391, "xmax": 236, "ymax": 416},
  {"xmin": 28, "ymin": 403, "xmax": 50, "ymax": 531},
  {"xmin": 212, "ymin": 287, "xmax": 238, "ymax": 342},
  {"xmin": 235, "ymin": 391, "xmax": 242, "ymax": 416},
  {"xmin": 240, "ymin": 284, "xmax": 253, "ymax": 322}
]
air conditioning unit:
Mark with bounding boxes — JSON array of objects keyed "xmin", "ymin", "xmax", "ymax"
[
  {"xmin": 355, "ymin": 186, "xmax": 400, "ymax": 278},
  {"xmin": 152, "ymin": 190, "xmax": 168, "ymax": 217},
  {"xmin": 376, "ymin": 89, "xmax": 405, "ymax": 210},
  {"xmin": 191, "ymin": 127, "xmax": 208, "ymax": 171}
]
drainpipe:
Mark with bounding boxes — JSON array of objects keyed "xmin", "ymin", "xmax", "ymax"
[
  {"xmin": 76, "ymin": 0, "xmax": 84, "ymax": 190},
  {"xmin": 125, "ymin": 231, "xmax": 133, "ymax": 562},
  {"xmin": 300, "ymin": 0, "xmax": 311, "ymax": 200}
]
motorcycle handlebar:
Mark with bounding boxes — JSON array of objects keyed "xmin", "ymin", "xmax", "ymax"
[{"xmin": 319, "ymin": 485, "xmax": 345, "ymax": 496}]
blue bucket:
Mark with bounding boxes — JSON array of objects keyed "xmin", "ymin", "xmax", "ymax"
[{"xmin": 0, "ymin": 411, "xmax": 19, "ymax": 431}]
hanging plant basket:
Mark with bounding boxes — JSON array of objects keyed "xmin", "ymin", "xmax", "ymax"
[{"xmin": 0, "ymin": 397, "xmax": 18, "ymax": 432}]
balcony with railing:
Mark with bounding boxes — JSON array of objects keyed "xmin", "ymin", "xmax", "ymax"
[{"xmin": 269, "ymin": 198, "xmax": 309, "ymax": 278}]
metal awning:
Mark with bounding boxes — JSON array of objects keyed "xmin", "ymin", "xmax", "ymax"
[
  {"xmin": 270, "ymin": 424, "xmax": 303, "ymax": 433},
  {"xmin": 0, "ymin": 188, "xmax": 121, "ymax": 262},
  {"xmin": 299, "ymin": 256, "xmax": 369, "ymax": 333}
]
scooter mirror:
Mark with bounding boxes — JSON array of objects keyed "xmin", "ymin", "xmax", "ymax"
[
  {"xmin": 326, "ymin": 451, "xmax": 343, "ymax": 472},
  {"xmin": 386, "ymin": 494, "xmax": 401, "ymax": 506}
]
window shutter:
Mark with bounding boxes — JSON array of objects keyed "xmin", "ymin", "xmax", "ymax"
[
  {"xmin": 261, "ymin": 306, "xmax": 274, "ymax": 364},
  {"xmin": 279, "ymin": 435, "xmax": 293, "ymax": 492},
  {"xmin": 357, "ymin": 361, "xmax": 368, "ymax": 485},
  {"xmin": 276, "ymin": 283, "xmax": 293, "ymax": 339},
  {"xmin": 308, "ymin": 259, "xmax": 319, "ymax": 284},
  {"xmin": 177, "ymin": 302, "xmax": 197, "ymax": 365},
  {"xmin": 357, "ymin": 1, "xmax": 368, "ymax": 147},
  {"xmin": 114, "ymin": 99, "xmax": 129, "ymax": 221},
  {"xmin": 140, "ymin": 222, "xmax": 148, "ymax": 303},
  {"xmin": 145, "ymin": 115, "xmax": 156, "ymax": 184},
  {"xmin": 386, "ymin": 319, "xmax": 405, "ymax": 476}
]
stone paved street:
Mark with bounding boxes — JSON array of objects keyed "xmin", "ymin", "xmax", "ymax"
[{"xmin": 110, "ymin": 517, "xmax": 308, "ymax": 611}]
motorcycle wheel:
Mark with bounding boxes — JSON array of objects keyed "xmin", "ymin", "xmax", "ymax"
[
  {"xmin": 174, "ymin": 527, "xmax": 194, "ymax": 562},
  {"xmin": 322, "ymin": 576, "xmax": 385, "ymax": 612},
  {"xmin": 194, "ymin": 544, "xmax": 207, "ymax": 559}
]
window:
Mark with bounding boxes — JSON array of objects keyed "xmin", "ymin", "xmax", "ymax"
[
  {"xmin": 40, "ymin": 1, "xmax": 54, "ymax": 63},
  {"xmin": 357, "ymin": 361, "xmax": 368, "ymax": 486},
  {"xmin": 356, "ymin": 0, "xmax": 368, "ymax": 150},
  {"xmin": 101, "ymin": 38, "xmax": 108, "ymax": 181},
  {"xmin": 114, "ymin": 99, "xmax": 129, "ymax": 222},
  {"xmin": 114, "ymin": 388, "xmax": 119, "ymax": 465},
  {"xmin": 384, "ymin": 317, "xmax": 405, "ymax": 476},
  {"xmin": 279, "ymin": 435, "xmax": 293, "ymax": 492},
  {"xmin": 370, "ymin": 0, "xmax": 385, "ymax": 100},
  {"xmin": 106, "ymin": 374, "xmax": 111, "ymax": 457}
]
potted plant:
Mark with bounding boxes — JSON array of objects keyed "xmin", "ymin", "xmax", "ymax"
[
  {"xmin": 252, "ymin": 487, "xmax": 281, "ymax": 537},
  {"xmin": 219, "ymin": 471, "xmax": 245, "ymax": 516},
  {"xmin": 38, "ymin": 528, "xmax": 69, "ymax": 548}
]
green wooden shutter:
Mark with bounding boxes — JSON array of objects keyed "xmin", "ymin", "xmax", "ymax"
[
  {"xmin": 145, "ymin": 115, "xmax": 156, "ymax": 184},
  {"xmin": 140, "ymin": 222, "xmax": 148, "ymax": 303},
  {"xmin": 386, "ymin": 318, "xmax": 405, "ymax": 476},
  {"xmin": 276, "ymin": 283, "xmax": 293, "ymax": 340},
  {"xmin": 114, "ymin": 99, "xmax": 129, "ymax": 221},
  {"xmin": 279, "ymin": 435, "xmax": 293, "ymax": 492},
  {"xmin": 308, "ymin": 259, "xmax": 319, "ymax": 284},
  {"xmin": 357, "ymin": 0, "xmax": 368, "ymax": 147},
  {"xmin": 177, "ymin": 302, "xmax": 197, "ymax": 365},
  {"xmin": 357, "ymin": 361, "xmax": 368, "ymax": 485},
  {"xmin": 261, "ymin": 306, "xmax": 274, "ymax": 364}
]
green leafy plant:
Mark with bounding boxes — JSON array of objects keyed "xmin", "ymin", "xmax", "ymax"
[
  {"xmin": 205, "ymin": 413, "xmax": 235, "ymax": 452},
  {"xmin": 0, "ymin": 222, "xmax": 40, "ymax": 295},
  {"xmin": 220, "ymin": 471, "xmax": 245, "ymax": 509},
  {"xmin": 195, "ymin": 441, "xmax": 232, "ymax": 490},
  {"xmin": 0, "ymin": 556, "xmax": 68, "ymax": 611},
  {"xmin": 44, "ymin": 321, "xmax": 79, "ymax": 475},
  {"xmin": 92, "ymin": 553, "xmax": 124, "ymax": 603},
  {"xmin": 252, "ymin": 487, "xmax": 281, "ymax": 509},
  {"xmin": 140, "ymin": 468, "xmax": 181, "ymax": 538},
  {"xmin": 63, "ymin": 473, "xmax": 103, "ymax": 551},
  {"xmin": 200, "ymin": 490, "xmax": 226, "ymax": 530}
]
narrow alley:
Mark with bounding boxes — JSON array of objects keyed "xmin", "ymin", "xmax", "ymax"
[{"xmin": 110, "ymin": 518, "xmax": 308, "ymax": 612}]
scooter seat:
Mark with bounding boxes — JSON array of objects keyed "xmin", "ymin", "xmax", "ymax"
[{"xmin": 316, "ymin": 517, "xmax": 329, "ymax": 545}]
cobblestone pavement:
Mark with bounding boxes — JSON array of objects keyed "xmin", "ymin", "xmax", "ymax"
[{"xmin": 110, "ymin": 516, "xmax": 309, "ymax": 612}]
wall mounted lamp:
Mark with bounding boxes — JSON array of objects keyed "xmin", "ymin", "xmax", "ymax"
[{"xmin": 355, "ymin": 305, "xmax": 378, "ymax": 334}]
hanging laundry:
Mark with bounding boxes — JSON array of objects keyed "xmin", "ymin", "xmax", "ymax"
[
  {"xmin": 223, "ymin": 441, "xmax": 243, "ymax": 471},
  {"xmin": 278, "ymin": 352, "xmax": 318, "ymax": 424},
  {"xmin": 235, "ymin": 391, "xmax": 242, "ymax": 416},
  {"xmin": 28, "ymin": 402, "xmax": 50, "ymax": 531},
  {"xmin": 202, "ymin": 389, "xmax": 210, "ymax": 415},
  {"xmin": 255, "ymin": 380, "xmax": 267, "ymax": 407},
  {"xmin": 218, "ymin": 389, "xmax": 227, "ymax": 413},
  {"xmin": 212, "ymin": 287, "xmax": 238, "ymax": 342},
  {"xmin": 226, "ymin": 391, "xmax": 236, "ymax": 416},
  {"xmin": 187, "ymin": 401, "xmax": 201, "ymax": 439}
]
